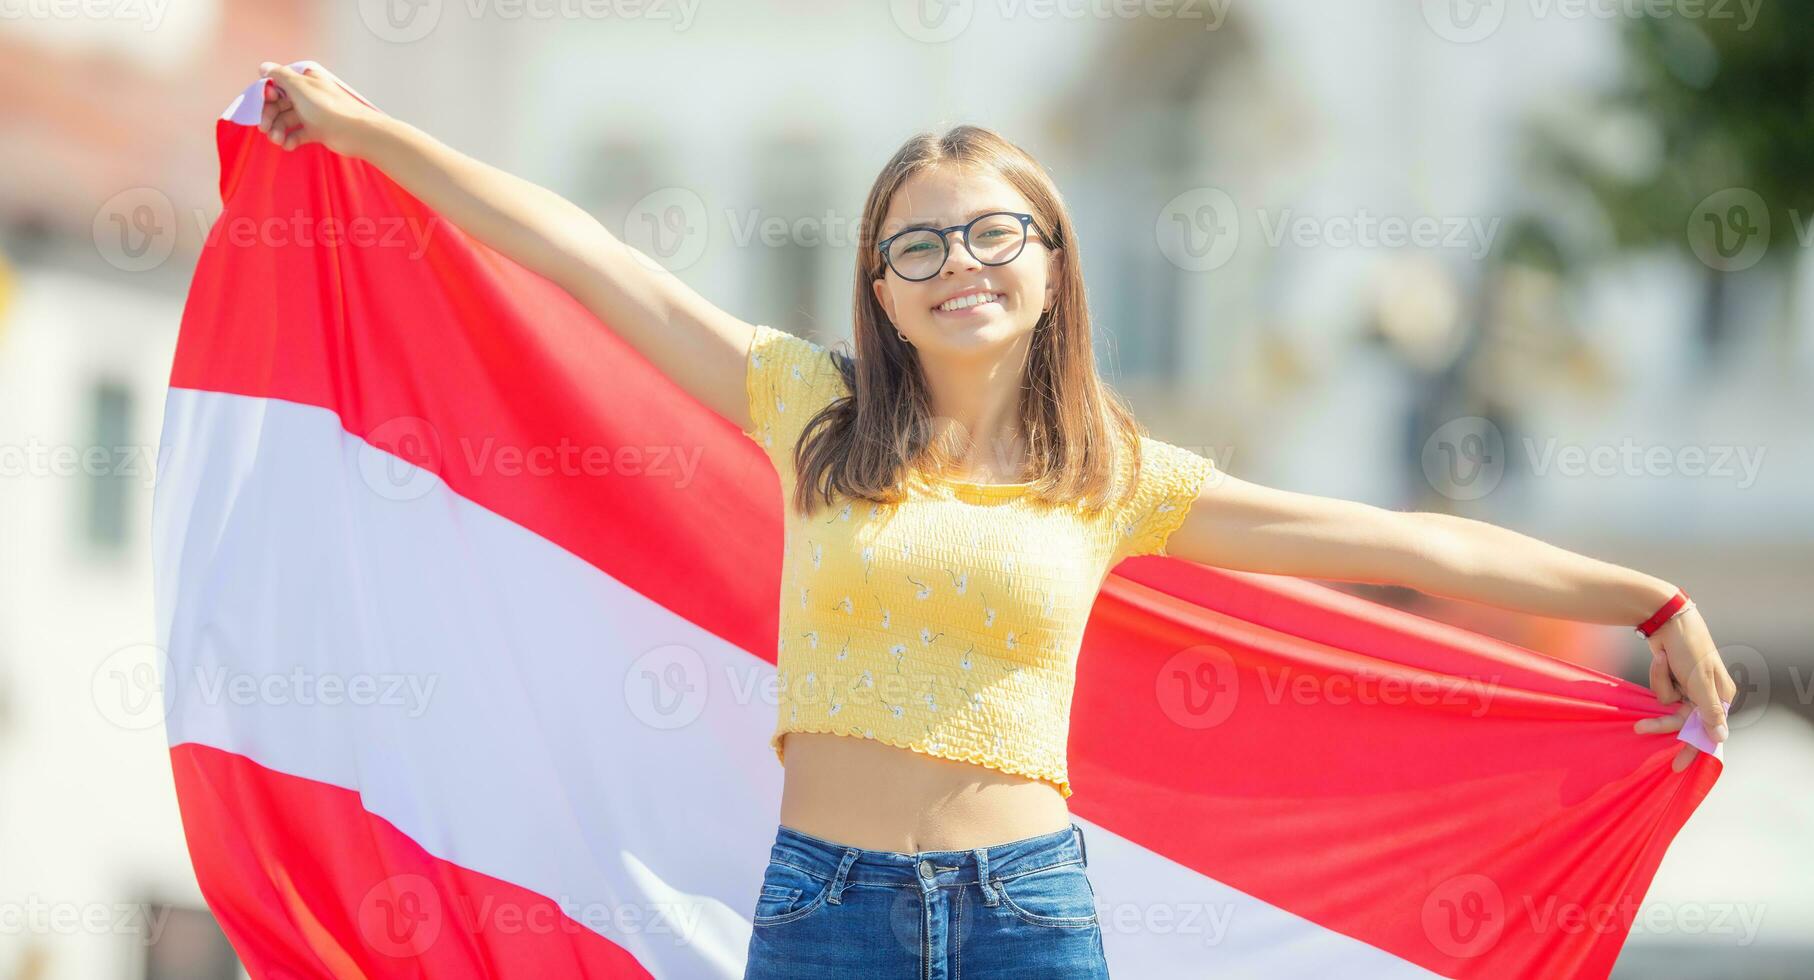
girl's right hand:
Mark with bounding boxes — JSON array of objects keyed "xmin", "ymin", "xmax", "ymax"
[{"xmin": 255, "ymin": 61, "xmax": 384, "ymax": 158}]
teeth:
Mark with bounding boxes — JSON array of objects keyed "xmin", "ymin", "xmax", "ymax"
[{"xmin": 937, "ymin": 291, "xmax": 1001, "ymax": 312}]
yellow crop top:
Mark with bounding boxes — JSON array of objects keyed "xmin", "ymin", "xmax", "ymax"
[{"xmin": 738, "ymin": 323, "xmax": 1218, "ymax": 798}]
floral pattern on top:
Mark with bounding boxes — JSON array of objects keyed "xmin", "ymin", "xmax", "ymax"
[{"xmin": 739, "ymin": 323, "xmax": 1217, "ymax": 798}]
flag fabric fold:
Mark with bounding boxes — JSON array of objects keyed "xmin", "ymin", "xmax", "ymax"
[{"xmin": 152, "ymin": 64, "xmax": 1720, "ymax": 979}]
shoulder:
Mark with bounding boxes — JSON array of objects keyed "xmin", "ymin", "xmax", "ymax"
[
  {"xmin": 1108, "ymin": 433, "xmax": 1218, "ymax": 561},
  {"xmin": 749, "ymin": 322, "xmax": 833, "ymax": 372},
  {"xmin": 742, "ymin": 323, "xmax": 852, "ymax": 459},
  {"xmin": 748, "ymin": 324, "xmax": 849, "ymax": 392},
  {"xmin": 1136, "ymin": 435, "xmax": 1216, "ymax": 479}
]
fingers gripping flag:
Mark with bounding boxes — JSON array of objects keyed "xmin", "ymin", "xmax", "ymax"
[{"xmin": 152, "ymin": 64, "xmax": 1721, "ymax": 978}]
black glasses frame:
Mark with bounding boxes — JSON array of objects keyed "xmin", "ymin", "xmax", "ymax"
[{"xmin": 876, "ymin": 210, "xmax": 1048, "ymax": 282}]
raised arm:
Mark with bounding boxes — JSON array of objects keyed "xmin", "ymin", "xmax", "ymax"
[
  {"xmin": 253, "ymin": 61, "xmax": 758, "ymax": 432},
  {"xmin": 1164, "ymin": 468, "xmax": 1737, "ymax": 768},
  {"xmin": 1164, "ymin": 470, "xmax": 1674, "ymax": 621}
]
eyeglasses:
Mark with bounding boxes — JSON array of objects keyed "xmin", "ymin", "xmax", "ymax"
[{"xmin": 876, "ymin": 210, "xmax": 1048, "ymax": 282}]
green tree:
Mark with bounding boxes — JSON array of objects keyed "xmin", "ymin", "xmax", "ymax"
[{"xmin": 1527, "ymin": 2, "xmax": 1814, "ymax": 355}]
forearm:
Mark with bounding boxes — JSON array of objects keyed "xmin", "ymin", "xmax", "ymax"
[
  {"xmin": 1406, "ymin": 512, "xmax": 1678, "ymax": 627},
  {"xmin": 355, "ymin": 115, "xmax": 642, "ymax": 308}
]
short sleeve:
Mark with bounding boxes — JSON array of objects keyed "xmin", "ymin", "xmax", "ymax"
[
  {"xmin": 740, "ymin": 323, "xmax": 849, "ymax": 475},
  {"xmin": 1109, "ymin": 435, "xmax": 1217, "ymax": 562}
]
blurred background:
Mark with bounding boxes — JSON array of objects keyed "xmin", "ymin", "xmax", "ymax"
[{"xmin": 2, "ymin": 0, "xmax": 1810, "ymax": 977}]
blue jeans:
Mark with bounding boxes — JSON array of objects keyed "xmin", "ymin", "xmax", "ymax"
[{"xmin": 743, "ymin": 820, "xmax": 1111, "ymax": 979}]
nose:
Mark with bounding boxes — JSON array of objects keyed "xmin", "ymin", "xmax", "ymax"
[{"xmin": 937, "ymin": 230, "xmax": 984, "ymax": 278}]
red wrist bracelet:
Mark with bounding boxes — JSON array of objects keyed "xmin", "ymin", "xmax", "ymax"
[{"xmin": 1636, "ymin": 589, "xmax": 1691, "ymax": 638}]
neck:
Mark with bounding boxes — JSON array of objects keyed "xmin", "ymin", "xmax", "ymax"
[{"xmin": 920, "ymin": 347, "xmax": 1031, "ymax": 479}]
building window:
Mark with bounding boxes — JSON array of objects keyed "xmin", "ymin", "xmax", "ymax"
[
  {"xmin": 753, "ymin": 135, "xmax": 831, "ymax": 338},
  {"xmin": 140, "ymin": 901, "xmax": 241, "ymax": 980},
  {"xmin": 84, "ymin": 379, "xmax": 132, "ymax": 552}
]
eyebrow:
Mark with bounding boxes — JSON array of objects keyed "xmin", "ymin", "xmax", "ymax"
[{"xmin": 881, "ymin": 207, "xmax": 1011, "ymax": 237}]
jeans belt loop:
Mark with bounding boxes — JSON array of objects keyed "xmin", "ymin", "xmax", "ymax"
[
  {"xmin": 973, "ymin": 845, "xmax": 1000, "ymax": 906},
  {"xmin": 827, "ymin": 846, "xmax": 859, "ymax": 904},
  {"xmin": 1074, "ymin": 823, "xmax": 1088, "ymax": 868}
]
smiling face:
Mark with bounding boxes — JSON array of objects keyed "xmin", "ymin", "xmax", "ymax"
[{"xmin": 870, "ymin": 166, "xmax": 1062, "ymax": 356}]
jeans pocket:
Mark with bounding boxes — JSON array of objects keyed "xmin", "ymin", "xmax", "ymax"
[
  {"xmin": 994, "ymin": 861, "xmax": 1100, "ymax": 929},
  {"xmin": 752, "ymin": 859, "xmax": 831, "ymax": 927}
]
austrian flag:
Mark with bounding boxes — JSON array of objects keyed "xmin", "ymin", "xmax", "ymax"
[{"xmin": 152, "ymin": 64, "xmax": 1721, "ymax": 978}]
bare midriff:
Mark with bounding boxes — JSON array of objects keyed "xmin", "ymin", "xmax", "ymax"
[{"xmin": 776, "ymin": 731, "xmax": 1073, "ymax": 853}]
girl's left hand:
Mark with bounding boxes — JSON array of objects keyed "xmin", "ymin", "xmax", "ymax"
[
  {"xmin": 255, "ymin": 61, "xmax": 384, "ymax": 158},
  {"xmin": 1631, "ymin": 605, "xmax": 1738, "ymax": 772}
]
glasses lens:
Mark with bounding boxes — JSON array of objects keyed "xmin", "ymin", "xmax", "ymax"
[
  {"xmin": 967, "ymin": 214, "xmax": 1026, "ymax": 264},
  {"xmin": 887, "ymin": 229, "xmax": 946, "ymax": 280}
]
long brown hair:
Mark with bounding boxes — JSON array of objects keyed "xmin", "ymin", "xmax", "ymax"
[{"xmin": 788, "ymin": 124, "xmax": 1146, "ymax": 518}]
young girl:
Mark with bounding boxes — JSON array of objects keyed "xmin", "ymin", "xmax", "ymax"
[{"xmin": 253, "ymin": 61, "xmax": 1737, "ymax": 978}]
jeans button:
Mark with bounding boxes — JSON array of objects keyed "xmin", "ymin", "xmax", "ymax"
[{"xmin": 917, "ymin": 859, "xmax": 934, "ymax": 879}]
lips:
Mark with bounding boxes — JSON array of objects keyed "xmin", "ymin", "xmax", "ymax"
[{"xmin": 933, "ymin": 289, "xmax": 1003, "ymax": 313}]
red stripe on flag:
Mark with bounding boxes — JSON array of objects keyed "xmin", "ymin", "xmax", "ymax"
[
  {"xmin": 169, "ymin": 742, "xmax": 651, "ymax": 979},
  {"xmin": 175, "ymin": 120, "xmax": 779, "ymax": 670},
  {"xmin": 1073, "ymin": 565, "xmax": 1720, "ymax": 978}
]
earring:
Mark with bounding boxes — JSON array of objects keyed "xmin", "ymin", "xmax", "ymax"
[{"xmin": 897, "ymin": 329, "xmax": 908, "ymax": 342}]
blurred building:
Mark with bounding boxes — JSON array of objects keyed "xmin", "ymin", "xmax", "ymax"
[
  {"xmin": 3, "ymin": 5, "xmax": 311, "ymax": 978},
  {"xmin": 2, "ymin": 1, "xmax": 1809, "ymax": 977}
]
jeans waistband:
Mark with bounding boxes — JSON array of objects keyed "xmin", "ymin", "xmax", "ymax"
[{"xmin": 768, "ymin": 821, "xmax": 1088, "ymax": 892}]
